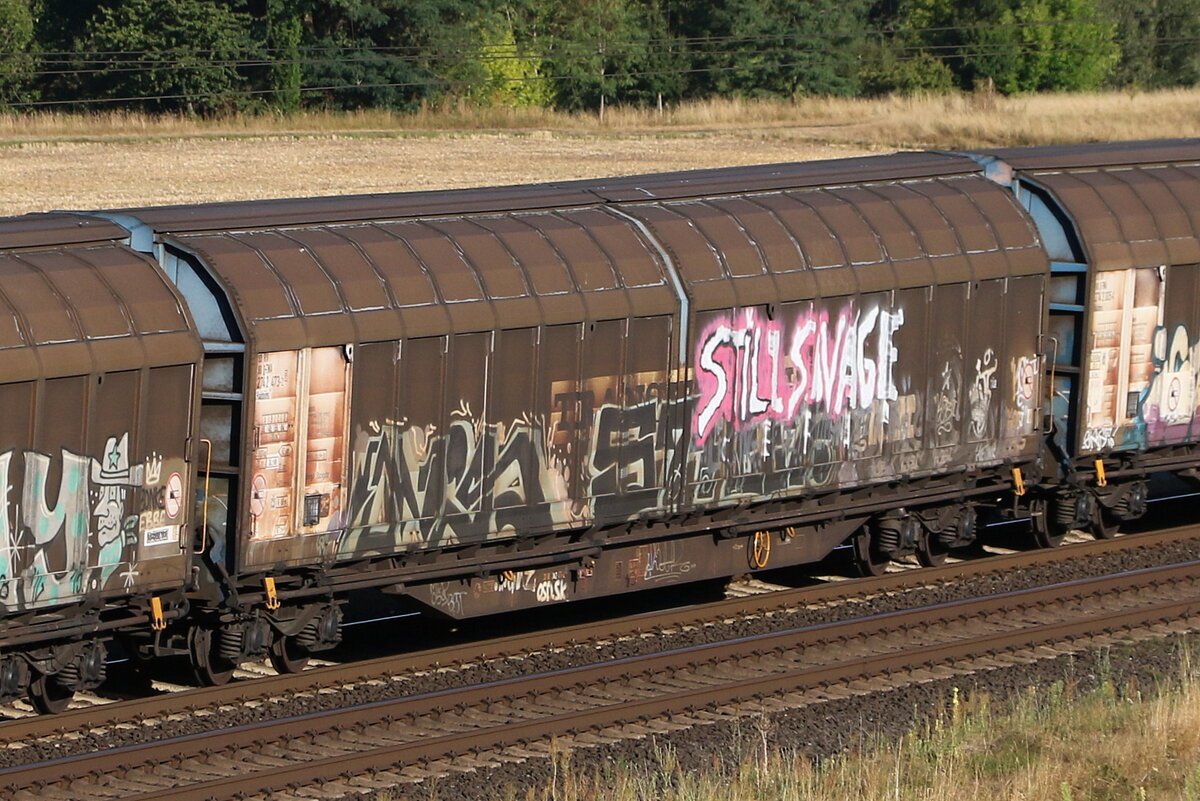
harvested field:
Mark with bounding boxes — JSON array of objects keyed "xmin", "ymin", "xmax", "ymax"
[
  {"xmin": 0, "ymin": 135, "xmax": 879, "ymax": 214},
  {"xmin": 0, "ymin": 89, "xmax": 1197, "ymax": 214}
]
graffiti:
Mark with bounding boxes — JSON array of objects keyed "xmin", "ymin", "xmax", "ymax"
[
  {"xmin": 335, "ymin": 292, "xmax": 1046, "ymax": 556},
  {"xmin": 968, "ymin": 349, "xmax": 998, "ymax": 441},
  {"xmin": 427, "ymin": 581, "xmax": 466, "ymax": 617},
  {"xmin": 633, "ymin": 542, "xmax": 696, "ymax": 584},
  {"xmin": 1015, "ymin": 356, "xmax": 1038, "ymax": 409},
  {"xmin": 1136, "ymin": 322, "xmax": 1200, "ymax": 447},
  {"xmin": 693, "ymin": 303, "xmax": 904, "ymax": 445},
  {"xmin": 496, "ymin": 569, "xmax": 537, "ymax": 595},
  {"xmin": 934, "ymin": 361, "xmax": 962, "ymax": 440},
  {"xmin": 343, "ymin": 413, "xmax": 577, "ymax": 549},
  {"xmin": 535, "ymin": 577, "xmax": 568, "ymax": 603},
  {"xmin": 493, "ymin": 568, "xmax": 570, "ymax": 604},
  {"xmin": 0, "ymin": 436, "xmax": 180, "ymax": 611},
  {"xmin": 1081, "ymin": 425, "xmax": 1117, "ymax": 452}
]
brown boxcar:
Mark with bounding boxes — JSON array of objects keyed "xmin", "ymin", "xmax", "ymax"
[
  {"xmin": 89, "ymin": 150, "xmax": 1045, "ymax": 670},
  {"xmin": 971, "ymin": 139, "xmax": 1200, "ymax": 541},
  {"xmin": 0, "ymin": 213, "xmax": 201, "ymax": 710}
]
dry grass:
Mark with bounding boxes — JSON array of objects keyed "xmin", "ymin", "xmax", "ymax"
[
  {"xmin": 0, "ymin": 87, "xmax": 1195, "ymax": 214},
  {"xmin": 1, "ymin": 88, "xmax": 1196, "ymax": 145},
  {"xmin": 527, "ymin": 657, "xmax": 1200, "ymax": 801}
]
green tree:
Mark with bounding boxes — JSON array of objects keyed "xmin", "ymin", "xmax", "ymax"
[
  {"xmin": 1099, "ymin": 0, "xmax": 1200, "ymax": 87},
  {"xmin": 468, "ymin": 16, "xmax": 553, "ymax": 107},
  {"xmin": 963, "ymin": 0, "xmax": 1118, "ymax": 92},
  {"xmin": 682, "ymin": 0, "xmax": 869, "ymax": 98},
  {"xmin": 535, "ymin": 0, "xmax": 653, "ymax": 113},
  {"xmin": 0, "ymin": 0, "xmax": 35, "ymax": 104},
  {"xmin": 877, "ymin": 0, "xmax": 1118, "ymax": 93},
  {"xmin": 75, "ymin": 0, "xmax": 258, "ymax": 114},
  {"xmin": 300, "ymin": 0, "xmax": 484, "ymax": 110},
  {"xmin": 266, "ymin": 0, "xmax": 302, "ymax": 111},
  {"xmin": 857, "ymin": 36, "xmax": 956, "ymax": 95}
]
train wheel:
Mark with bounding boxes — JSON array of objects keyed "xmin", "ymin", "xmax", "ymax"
[
  {"xmin": 1088, "ymin": 507, "xmax": 1121, "ymax": 539},
  {"xmin": 28, "ymin": 672, "xmax": 73, "ymax": 715},
  {"xmin": 268, "ymin": 633, "xmax": 310, "ymax": 674},
  {"xmin": 189, "ymin": 625, "xmax": 236, "ymax": 687},
  {"xmin": 853, "ymin": 530, "xmax": 888, "ymax": 577},
  {"xmin": 916, "ymin": 528, "xmax": 949, "ymax": 567},
  {"xmin": 1030, "ymin": 498, "xmax": 1066, "ymax": 549}
]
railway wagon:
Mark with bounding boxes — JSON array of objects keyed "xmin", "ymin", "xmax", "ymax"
[
  {"xmin": 0, "ymin": 214, "xmax": 200, "ymax": 712},
  {"xmin": 2, "ymin": 138, "xmax": 1196, "ymax": 711},
  {"xmin": 970, "ymin": 139, "xmax": 1200, "ymax": 544},
  {"xmin": 90, "ymin": 150, "xmax": 1048, "ymax": 683}
]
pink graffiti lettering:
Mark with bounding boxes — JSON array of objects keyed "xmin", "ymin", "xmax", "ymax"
[{"xmin": 694, "ymin": 303, "xmax": 903, "ymax": 443}]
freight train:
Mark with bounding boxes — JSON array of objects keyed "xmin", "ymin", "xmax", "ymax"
[{"xmin": 0, "ymin": 138, "xmax": 1195, "ymax": 713}]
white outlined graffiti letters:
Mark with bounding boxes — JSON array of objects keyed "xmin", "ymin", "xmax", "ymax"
[{"xmin": 692, "ymin": 302, "xmax": 905, "ymax": 446}]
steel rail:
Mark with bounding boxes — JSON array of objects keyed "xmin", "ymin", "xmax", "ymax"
[
  {"xmin": 3, "ymin": 521, "xmax": 1197, "ymax": 745},
  {"xmin": 5, "ymin": 555, "xmax": 1200, "ymax": 799}
]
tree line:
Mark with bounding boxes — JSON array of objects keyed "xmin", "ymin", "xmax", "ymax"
[{"xmin": 0, "ymin": 0, "xmax": 1197, "ymax": 115}]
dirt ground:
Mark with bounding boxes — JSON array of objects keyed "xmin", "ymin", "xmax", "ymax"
[{"xmin": 0, "ymin": 133, "xmax": 882, "ymax": 214}]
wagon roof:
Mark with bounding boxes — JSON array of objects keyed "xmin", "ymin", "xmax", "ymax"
[
  {"xmin": 110, "ymin": 151, "xmax": 980, "ymax": 233},
  {"xmin": 974, "ymin": 139, "xmax": 1200, "ymax": 271},
  {"xmin": 0, "ymin": 212, "xmax": 134, "ymax": 250},
  {"xmin": 968, "ymin": 138, "xmax": 1200, "ymax": 171},
  {"xmin": 107, "ymin": 150, "xmax": 1049, "ymax": 350},
  {"xmin": 0, "ymin": 213, "xmax": 200, "ymax": 382}
]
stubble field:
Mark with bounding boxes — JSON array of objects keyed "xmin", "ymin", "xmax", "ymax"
[{"xmin": 0, "ymin": 88, "xmax": 1196, "ymax": 214}]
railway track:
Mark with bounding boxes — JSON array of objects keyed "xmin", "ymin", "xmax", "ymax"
[{"xmin": 4, "ymin": 525, "xmax": 1200, "ymax": 800}]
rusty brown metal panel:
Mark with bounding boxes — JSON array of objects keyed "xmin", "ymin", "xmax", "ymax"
[
  {"xmin": 750, "ymin": 194, "xmax": 837, "ymax": 269},
  {"xmin": 231, "ymin": 232, "xmax": 345, "ymax": 315},
  {"xmin": 647, "ymin": 201, "xmax": 782, "ymax": 308},
  {"xmin": 278, "ymin": 228, "xmax": 393, "ymax": 312},
  {"xmin": 792, "ymin": 190, "xmax": 884, "ymax": 266},
  {"xmin": 1113, "ymin": 169, "xmax": 1196, "ymax": 255},
  {"xmin": 1032, "ymin": 164, "xmax": 1200, "ymax": 272},
  {"xmin": 1153, "ymin": 166, "xmax": 1200, "ymax": 266},
  {"xmin": 18, "ymin": 250, "xmax": 131, "ymax": 340},
  {"xmin": 252, "ymin": 317, "xmax": 311, "ymax": 352},
  {"xmin": 615, "ymin": 204, "xmax": 723, "ymax": 282},
  {"xmin": 972, "ymin": 138, "xmax": 1200, "ymax": 171},
  {"xmin": 1075, "ymin": 170, "xmax": 1168, "ymax": 267},
  {"xmin": 590, "ymin": 151, "xmax": 978, "ymax": 202},
  {"xmin": 0, "ymin": 289, "xmax": 26, "ymax": 351},
  {"xmin": 707, "ymin": 196, "xmax": 805, "ymax": 273},
  {"xmin": 726, "ymin": 275, "xmax": 780, "ymax": 308},
  {"xmin": 624, "ymin": 285, "xmax": 678, "ymax": 317},
  {"xmin": 397, "ymin": 221, "xmax": 486, "ymax": 303},
  {"xmin": 516, "ymin": 212, "xmax": 629, "ymax": 319},
  {"xmin": 116, "ymin": 183, "xmax": 602, "ymax": 233},
  {"xmin": 340, "ymin": 225, "xmax": 439, "ymax": 307},
  {"xmin": 868, "ymin": 183, "xmax": 962, "ymax": 257},
  {"xmin": 811, "ymin": 265, "xmax": 862, "ymax": 297},
  {"xmin": 567, "ymin": 208, "xmax": 667, "ymax": 289},
  {"xmin": 771, "ymin": 269, "xmax": 819, "ymax": 300},
  {"xmin": 489, "ymin": 297, "xmax": 543, "ymax": 329},
  {"xmin": 901, "ymin": 181, "xmax": 984, "ymax": 284},
  {"xmin": 470, "ymin": 215, "xmax": 576, "ymax": 296},
  {"xmin": 662, "ymin": 201, "xmax": 763, "ymax": 277},
  {"xmin": 972, "ymin": 179, "xmax": 1043, "ymax": 254},
  {"xmin": 422, "ymin": 218, "xmax": 531, "ymax": 300},
  {"xmin": 831, "ymin": 186, "xmax": 922, "ymax": 260},
  {"xmin": 113, "ymin": 152, "xmax": 976, "ymax": 234},
  {"xmin": 545, "ymin": 211, "xmax": 623, "ymax": 292},
  {"xmin": 85, "ymin": 246, "xmax": 192, "ymax": 337},
  {"xmin": 0, "ymin": 253, "xmax": 80, "ymax": 346},
  {"xmin": 178, "ymin": 235, "xmax": 294, "ymax": 321},
  {"xmin": 0, "ymin": 213, "xmax": 131, "ymax": 250},
  {"xmin": 1033, "ymin": 172, "xmax": 1136, "ymax": 271}
]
